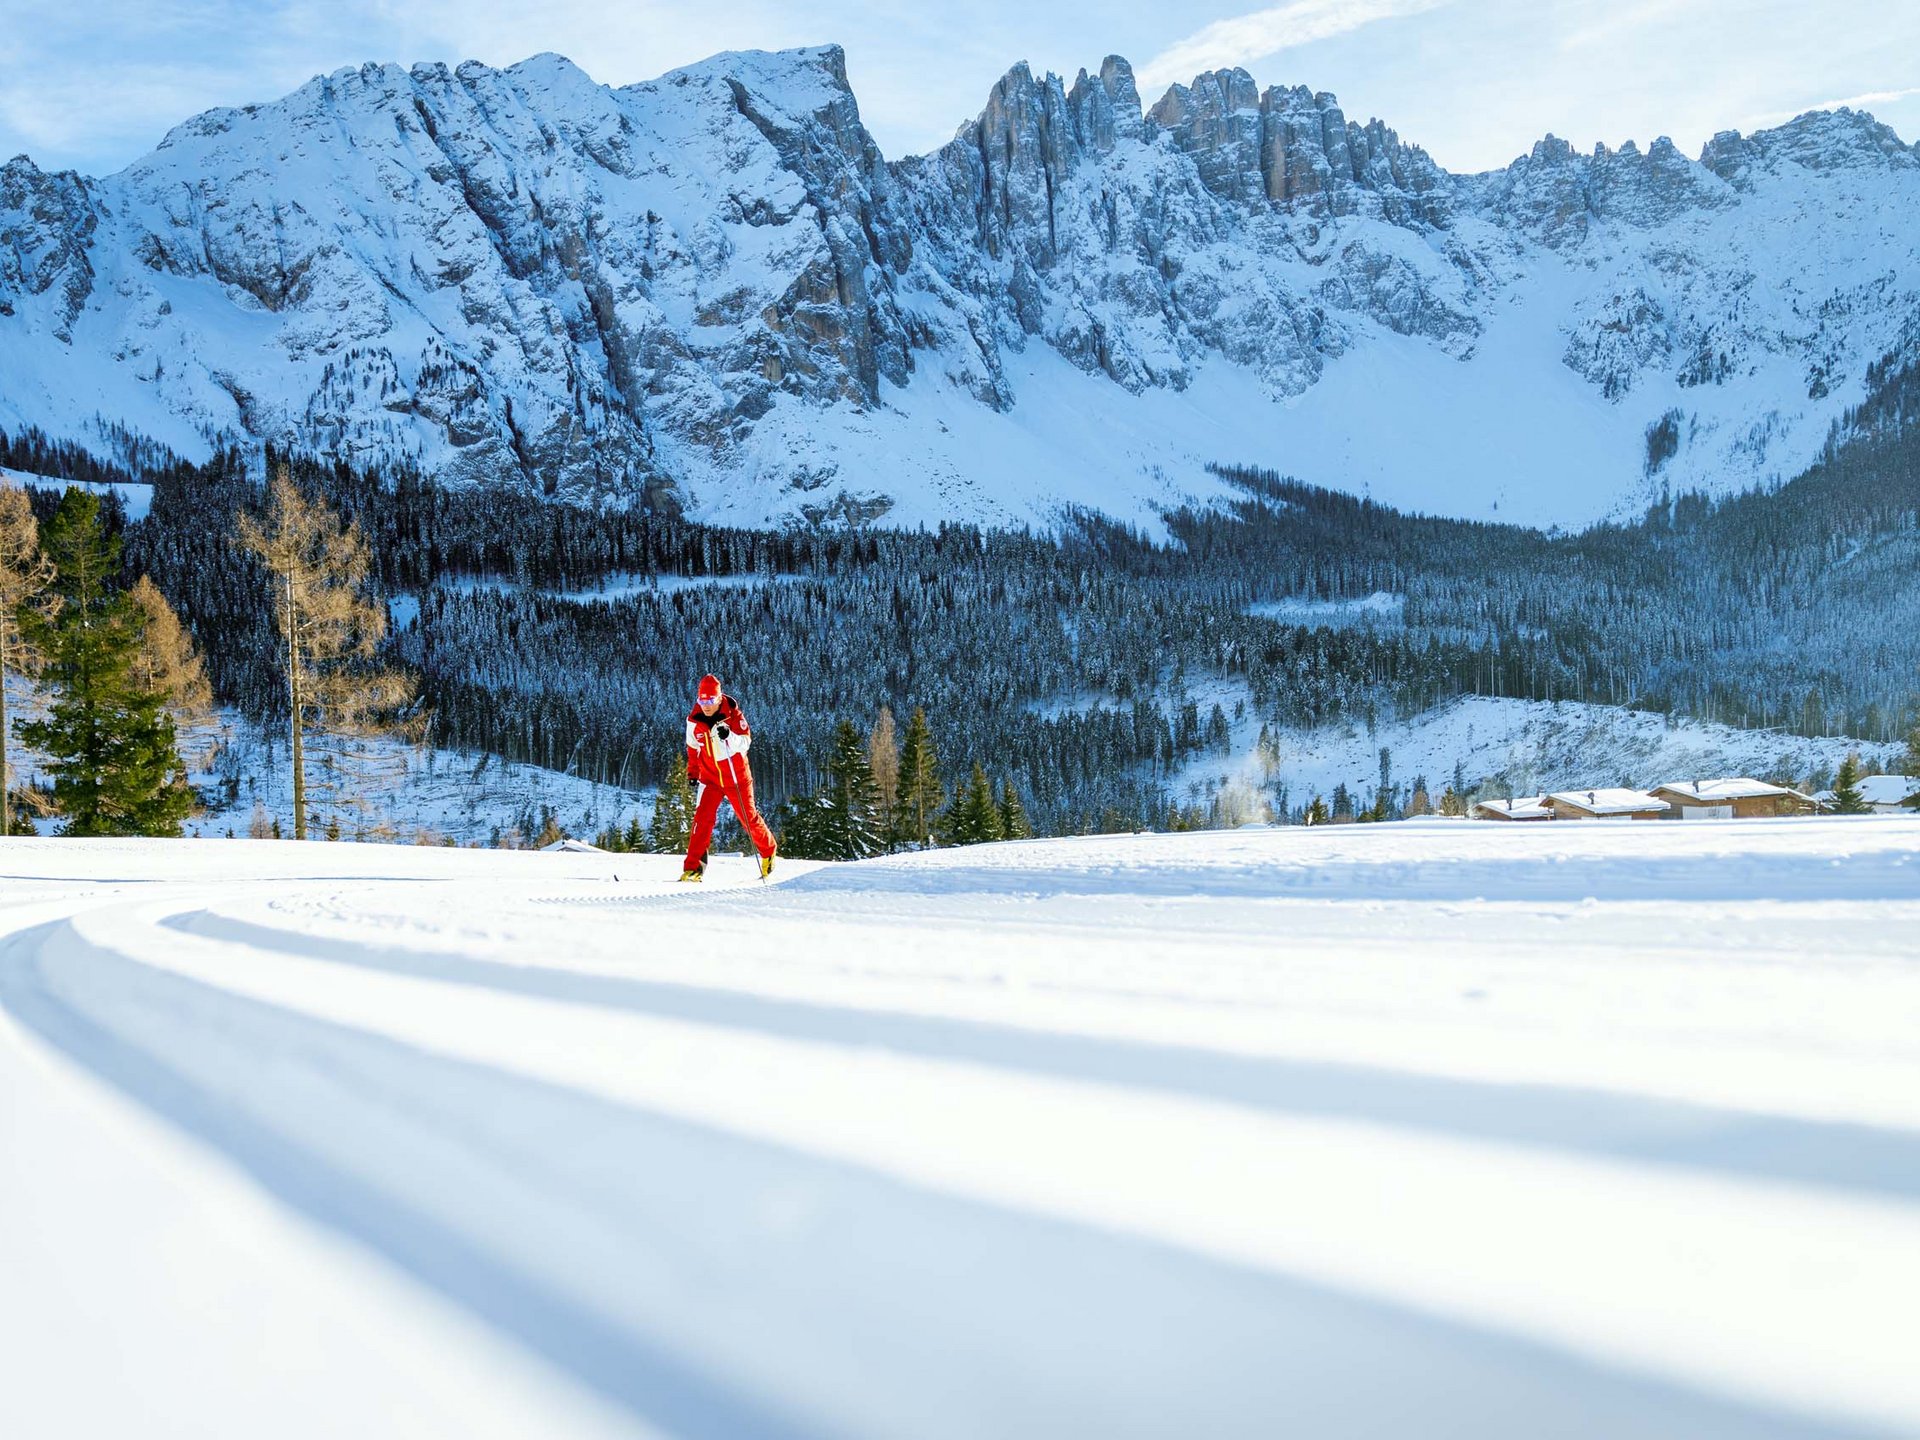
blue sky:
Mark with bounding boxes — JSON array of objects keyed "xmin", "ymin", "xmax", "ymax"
[{"xmin": 2, "ymin": 0, "xmax": 1916, "ymax": 177}]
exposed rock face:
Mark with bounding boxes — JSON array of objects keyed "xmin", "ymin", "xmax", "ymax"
[
  {"xmin": 1150, "ymin": 72, "xmax": 1448, "ymax": 225},
  {"xmin": 3, "ymin": 45, "xmax": 1918, "ymax": 525},
  {"xmin": 0, "ymin": 158, "xmax": 98, "ymax": 339},
  {"xmin": 1468, "ymin": 133, "xmax": 1733, "ymax": 246}
]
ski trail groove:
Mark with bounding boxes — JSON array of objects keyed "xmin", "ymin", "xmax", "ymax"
[
  {"xmin": 168, "ymin": 908, "xmax": 1920, "ymax": 1205},
  {"xmin": 9, "ymin": 903, "xmax": 1858, "ymax": 1440},
  {"xmin": 19, "ymin": 891, "xmax": 1920, "ymax": 1435}
]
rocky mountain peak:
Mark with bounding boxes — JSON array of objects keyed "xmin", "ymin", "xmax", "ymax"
[
  {"xmin": 1145, "ymin": 71, "xmax": 1446, "ymax": 225},
  {"xmin": 1701, "ymin": 106, "xmax": 1916, "ymax": 189}
]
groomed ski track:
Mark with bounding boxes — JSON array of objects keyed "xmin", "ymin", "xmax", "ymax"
[{"xmin": 4, "ymin": 821, "xmax": 1920, "ymax": 1439}]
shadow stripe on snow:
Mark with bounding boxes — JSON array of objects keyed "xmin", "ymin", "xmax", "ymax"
[
  {"xmin": 0, "ymin": 919, "xmax": 829, "ymax": 1440},
  {"xmin": 171, "ymin": 910, "xmax": 1920, "ymax": 1206},
  {"xmin": 743, "ymin": 847, "xmax": 1920, "ymax": 905},
  {"xmin": 0, "ymin": 920, "xmax": 1876, "ymax": 1440}
]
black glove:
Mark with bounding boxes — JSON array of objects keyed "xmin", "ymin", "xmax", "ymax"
[{"xmin": 714, "ymin": 722, "xmax": 730, "ymax": 740}]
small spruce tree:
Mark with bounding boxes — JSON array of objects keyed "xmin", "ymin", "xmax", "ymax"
[
  {"xmin": 998, "ymin": 777, "xmax": 1032, "ymax": 840},
  {"xmin": 895, "ymin": 706, "xmax": 944, "ymax": 848},
  {"xmin": 775, "ymin": 793, "xmax": 835, "ymax": 860},
  {"xmin": 1830, "ymin": 753, "xmax": 1871, "ymax": 814},
  {"xmin": 820, "ymin": 719, "xmax": 885, "ymax": 860},
  {"xmin": 648, "ymin": 751, "xmax": 698, "ymax": 853},
  {"xmin": 21, "ymin": 490, "xmax": 192, "ymax": 836},
  {"xmin": 940, "ymin": 763, "xmax": 1004, "ymax": 847}
]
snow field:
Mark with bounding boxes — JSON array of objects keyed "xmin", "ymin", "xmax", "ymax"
[
  {"xmin": 3, "ymin": 821, "xmax": 1920, "ymax": 1438},
  {"xmin": 1, "ymin": 468, "xmax": 154, "ymax": 521}
]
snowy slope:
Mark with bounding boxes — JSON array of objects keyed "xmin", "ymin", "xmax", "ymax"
[
  {"xmin": 1172, "ymin": 693, "xmax": 1902, "ymax": 815},
  {"xmin": 4, "ymin": 824, "xmax": 1920, "ymax": 1438},
  {"xmin": 1, "ymin": 466, "xmax": 153, "ymax": 520},
  {"xmin": 3, "ymin": 678, "xmax": 649, "ymax": 845},
  {"xmin": 3, "ymin": 49, "xmax": 1916, "ymax": 529}
]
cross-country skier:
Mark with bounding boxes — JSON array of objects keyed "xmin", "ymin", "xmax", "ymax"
[{"xmin": 680, "ymin": 673, "xmax": 778, "ymax": 882}]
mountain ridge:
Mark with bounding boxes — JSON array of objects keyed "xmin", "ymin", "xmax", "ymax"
[{"xmin": 3, "ymin": 43, "xmax": 1917, "ymax": 530}]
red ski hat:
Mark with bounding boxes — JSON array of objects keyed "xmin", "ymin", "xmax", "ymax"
[{"xmin": 696, "ymin": 674, "xmax": 723, "ymax": 706}]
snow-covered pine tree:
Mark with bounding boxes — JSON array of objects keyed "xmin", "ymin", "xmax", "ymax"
[
  {"xmin": 998, "ymin": 777, "xmax": 1031, "ymax": 840},
  {"xmin": 820, "ymin": 719, "xmax": 885, "ymax": 861},
  {"xmin": 21, "ymin": 489, "xmax": 192, "ymax": 836},
  {"xmin": 648, "ymin": 751, "xmax": 697, "ymax": 853},
  {"xmin": 1831, "ymin": 753, "xmax": 1871, "ymax": 814},
  {"xmin": 236, "ymin": 469, "xmax": 418, "ymax": 839},
  {"xmin": 940, "ymin": 763, "xmax": 1003, "ymax": 847},
  {"xmin": 774, "ymin": 793, "xmax": 835, "ymax": 860},
  {"xmin": 0, "ymin": 486, "xmax": 52, "ymax": 835}
]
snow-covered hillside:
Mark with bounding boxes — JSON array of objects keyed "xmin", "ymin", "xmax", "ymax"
[
  {"xmin": 3, "ymin": 46, "xmax": 1916, "ymax": 529},
  {"xmin": 4, "ymin": 823, "xmax": 1919, "ymax": 1437},
  {"xmin": 3, "ymin": 676, "xmax": 648, "ymax": 846},
  {"xmin": 1, "ymin": 465, "xmax": 152, "ymax": 520},
  {"xmin": 1174, "ymin": 694, "xmax": 1901, "ymax": 816}
]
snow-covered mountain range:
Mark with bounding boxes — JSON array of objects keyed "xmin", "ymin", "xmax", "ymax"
[{"xmin": 3, "ymin": 45, "xmax": 1917, "ymax": 529}]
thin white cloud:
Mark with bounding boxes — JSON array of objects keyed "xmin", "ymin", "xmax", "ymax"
[
  {"xmin": 1137, "ymin": 0, "xmax": 1453, "ymax": 95},
  {"xmin": 1805, "ymin": 86, "xmax": 1920, "ymax": 113},
  {"xmin": 1741, "ymin": 86, "xmax": 1920, "ymax": 132}
]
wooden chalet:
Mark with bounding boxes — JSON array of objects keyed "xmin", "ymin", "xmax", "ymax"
[
  {"xmin": 1649, "ymin": 778, "xmax": 1818, "ymax": 819},
  {"xmin": 1543, "ymin": 788, "xmax": 1670, "ymax": 821}
]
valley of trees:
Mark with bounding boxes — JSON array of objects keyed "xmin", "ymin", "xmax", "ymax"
[{"xmin": 5, "ymin": 350, "xmax": 1920, "ymax": 844}]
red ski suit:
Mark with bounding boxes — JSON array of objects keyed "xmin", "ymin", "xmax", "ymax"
[{"xmin": 683, "ymin": 694, "xmax": 776, "ymax": 872}]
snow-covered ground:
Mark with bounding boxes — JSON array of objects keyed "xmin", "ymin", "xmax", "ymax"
[
  {"xmin": 5, "ymin": 821, "xmax": 1919, "ymax": 1438},
  {"xmin": 429, "ymin": 570, "xmax": 810, "ymax": 606},
  {"xmin": 170, "ymin": 723, "xmax": 650, "ymax": 847},
  {"xmin": 4, "ymin": 678, "xmax": 649, "ymax": 845},
  {"xmin": 0, "ymin": 466, "xmax": 154, "ymax": 521}
]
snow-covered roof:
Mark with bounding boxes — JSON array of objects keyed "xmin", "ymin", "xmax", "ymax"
[
  {"xmin": 540, "ymin": 837, "xmax": 606, "ymax": 853},
  {"xmin": 1859, "ymin": 775, "xmax": 1920, "ymax": 805},
  {"xmin": 1651, "ymin": 778, "xmax": 1814, "ymax": 803},
  {"xmin": 1472, "ymin": 796, "xmax": 1551, "ymax": 819},
  {"xmin": 1547, "ymin": 788, "xmax": 1670, "ymax": 815},
  {"xmin": 1815, "ymin": 776, "xmax": 1920, "ymax": 807}
]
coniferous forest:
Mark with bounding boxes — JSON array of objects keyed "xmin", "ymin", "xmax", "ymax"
[{"xmin": 5, "ymin": 350, "xmax": 1920, "ymax": 840}]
